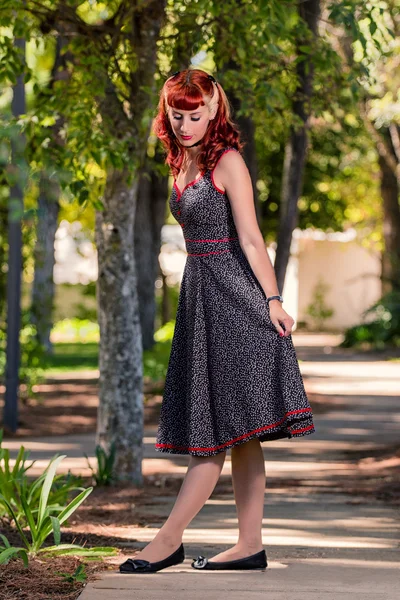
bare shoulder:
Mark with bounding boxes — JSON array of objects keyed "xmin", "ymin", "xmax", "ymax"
[{"xmin": 213, "ymin": 149, "xmax": 248, "ymax": 193}]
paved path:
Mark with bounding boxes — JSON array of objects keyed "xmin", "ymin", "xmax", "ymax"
[{"xmin": 3, "ymin": 334, "xmax": 400, "ymax": 598}]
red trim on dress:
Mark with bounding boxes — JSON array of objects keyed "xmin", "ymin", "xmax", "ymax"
[
  {"xmin": 290, "ymin": 424, "xmax": 315, "ymax": 435},
  {"xmin": 174, "ymin": 173, "xmax": 204, "ymax": 200},
  {"xmin": 155, "ymin": 408, "xmax": 313, "ymax": 452},
  {"xmin": 188, "ymin": 249, "xmax": 231, "ymax": 257}
]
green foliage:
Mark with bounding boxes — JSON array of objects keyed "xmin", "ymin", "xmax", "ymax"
[
  {"xmin": 0, "ymin": 534, "xmax": 28, "ymax": 567},
  {"xmin": 143, "ymin": 320, "xmax": 175, "ymax": 383},
  {"xmin": 0, "ymin": 430, "xmax": 84, "ymax": 526},
  {"xmin": 51, "ymin": 318, "xmax": 99, "ymax": 344},
  {"xmin": 341, "ymin": 290, "xmax": 400, "ymax": 349},
  {"xmin": 305, "ymin": 279, "xmax": 335, "ymax": 330},
  {"xmin": 55, "ymin": 563, "xmax": 87, "ymax": 584},
  {"xmin": 85, "ymin": 443, "xmax": 116, "ymax": 487},
  {"xmin": 0, "ymin": 0, "xmax": 389, "ymax": 209},
  {"xmin": 0, "ymin": 428, "xmax": 34, "ymax": 522},
  {"xmin": 0, "ymin": 449, "xmax": 118, "ymax": 565}
]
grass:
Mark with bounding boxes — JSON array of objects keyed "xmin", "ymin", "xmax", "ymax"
[
  {"xmin": 44, "ymin": 343, "xmax": 99, "ymax": 373},
  {"xmin": 44, "ymin": 330, "xmax": 173, "ymax": 381}
]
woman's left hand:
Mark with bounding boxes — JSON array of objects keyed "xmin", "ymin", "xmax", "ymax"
[{"xmin": 269, "ymin": 302, "xmax": 295, "ymax": 337}]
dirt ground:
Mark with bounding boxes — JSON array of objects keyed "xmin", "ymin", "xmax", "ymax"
[
  {"xmin": 0, "ymin": 553, "xmax": 111, "ymax": 600},
  {"xmin": 0, "ymin": 378, "xmax": 166, "ymax": 438}
]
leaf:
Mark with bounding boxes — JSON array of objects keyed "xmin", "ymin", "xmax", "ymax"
[
  {"xmin": 92, "ymin": 198, "xmax": 104, "ymax": 211},
  {"xmin": 0, "ymin": 493, "xmax": 30, "ymax": 549},
  {"xmin": 0, "ymin": 534, "xmax": 10, "ymax": 549},
  {"xmin": 57, "ymin": 487, "xmax": 93, "ymax": 526},
  {"xmin": 51, "ymin": 516, "xmax": 61, "ymax": 545},
  {"xmin": 69, "ymin": 180, "xmax": 85, "ymax": 195},
  {"xmin": 12, "ymin": 445, "xmax": 26, "ymax": 476},
  {"xmin": 39, "ymin": 544, "xmax": 118, "ymax": 557},
  {"xmin": 20, "ymin": 492, "xmax": 37, "ymax": 540},
  {"xmin": 369, "ymin": 20, "xmax": 377, "ymax": 36},
  {"xmin": 39, "ymin": 487, "xmax": 93, "ymax": 544},
  {"xmin": 37, "ymin": 455, "xmax": 66, "ymax": 529},
  {"xmin": 0, "ymin": 547, "xmax": 29, "ymax": 567},
  {"xmin": 78, "ymin": 188, "xmax": 89, "ymax": 204}
]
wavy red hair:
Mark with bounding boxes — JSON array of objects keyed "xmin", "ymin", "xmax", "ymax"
[{"xmin": 153, "ymin": 69, "xmax": 243, "ymax": 178}]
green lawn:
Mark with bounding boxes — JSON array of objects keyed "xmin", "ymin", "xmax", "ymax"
[
  {"xmin": 45, "ymin": 338, "xmax": 173, "ymax": 382},
  {"xmin": 45, "ymin": 343, "xmax": 99, "ymax": 373}
]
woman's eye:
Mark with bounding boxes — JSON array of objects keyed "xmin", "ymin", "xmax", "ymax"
[{"xmin": 173, "ymin": 116, "xmax": 200, "ymax": 121}]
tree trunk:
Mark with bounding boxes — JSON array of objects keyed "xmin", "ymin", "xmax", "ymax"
[
  {"xmin": 0, "ymin": 200, "xmax": 8, "ymax": 318},
  {"xmin": 216, "ymin": 56, "xmax": 261, "ymax": 221},
  {"xmin": 93, "ymin": 0, "xmax": 167, "ymax": 484},
  {"xmin": 31, "ymin": 34, "xmax": 69, "ymax": 353},
  {"xmin": 235, "ymin": 110, "xmax": 260, "ymax": 222},
  {"xmin": 135, "ymin": 151, "xmax": 168, "ymax": 350},
  {"xmin": 31, "ymin": 175, "xmax": 59, "ymax": 353},
  {"xmin": 379, "ymin": 152, "xmax": 400, "ymax": 293},
  {"xmin": 95, "ymin": 170, "xmax": 143, "ymax": 484},
  {"xmin": 274, "ymin": 0, "xmax": 321, "ymax": 293}
]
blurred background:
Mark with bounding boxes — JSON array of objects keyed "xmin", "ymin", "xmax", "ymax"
[
  {"xmin": 0, "ymin": 0, "xmax": 399, "ymax": 471},
  {"xmin": 0, "ymin": 3, "xmax": 399, "ymax": 595}
]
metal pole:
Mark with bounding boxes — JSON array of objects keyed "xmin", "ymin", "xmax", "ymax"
[{"xmin": 3, "ymin": 36, "xmax": 26, "ymax": 432}]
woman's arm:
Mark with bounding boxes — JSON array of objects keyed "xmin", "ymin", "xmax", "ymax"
[{"xmin": 213, "ymin": 150, "xmax": 294, "ymax": 337}]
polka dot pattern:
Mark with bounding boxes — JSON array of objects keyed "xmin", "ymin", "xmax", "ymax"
[{"xmin": 155, "ymin": 147, "xmax": 316, "ymax": 456}]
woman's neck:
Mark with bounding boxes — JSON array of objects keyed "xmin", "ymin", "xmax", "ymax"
[{"xmin": 181, "ymin": 143, "xmax": 202, "ymax": 170}]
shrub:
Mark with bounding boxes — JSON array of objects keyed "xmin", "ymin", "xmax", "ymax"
[
  {"xmin": 341, "ymin": 290, "xmax": 400, "ymax": 349},
  {"xmin": 0, "ymin": 449, "xmax": 117, "ymax": 566},
  {"xmin": 0, "ymin": 429, "xmax": 83, "ymax": 525}
]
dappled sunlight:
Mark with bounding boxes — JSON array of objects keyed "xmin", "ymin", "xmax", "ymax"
[
  {"xmin": 332, "ymin": 428, "xmax": 382, "ymax": 436},
  {"xmin": 99, "ymin": 524, "xmax": 396, "ymax": 550},
  {"xmin": 3, "ymin": 439, "xmax": 81, "ymax": 451},
  {"xmin": 301, "ymin": 558, "xmax": 400, "ymax": 568},
  {"xmin": 262, "ymin": 532, "xmax": 392, "ymax": 549}
]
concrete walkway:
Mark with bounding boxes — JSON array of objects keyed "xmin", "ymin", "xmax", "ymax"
[{"xmin": 3, "ymin": 333, "xmax": 400, "ymax": 598}]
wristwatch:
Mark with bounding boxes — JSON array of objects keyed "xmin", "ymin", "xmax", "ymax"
[{"xmin": 266, "ymin": 295, "xmax": 283, "ymax": 304}]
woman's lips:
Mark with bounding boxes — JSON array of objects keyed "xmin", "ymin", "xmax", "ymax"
[{"xmin": 181, "ymin": 135, "xmax": 193, "ymax": 140}]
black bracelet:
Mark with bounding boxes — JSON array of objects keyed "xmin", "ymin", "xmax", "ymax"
[{"xmin": 266, "ymin": 295, "xmax": 283, "ymax": 303}]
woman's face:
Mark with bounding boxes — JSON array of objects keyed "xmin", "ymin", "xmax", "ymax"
[{"xmin": 168, "ymin": 101, "xmax": 212, "ymax": 147}]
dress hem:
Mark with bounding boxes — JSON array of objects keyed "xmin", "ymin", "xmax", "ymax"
[{"xmin": 155, "ymin": 420, "xmax": 316, "ymax": 457}]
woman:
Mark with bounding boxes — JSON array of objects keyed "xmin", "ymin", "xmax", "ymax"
[{"xmin": 119, "ymin": 68, "xmax": 315, "ymax": 574}]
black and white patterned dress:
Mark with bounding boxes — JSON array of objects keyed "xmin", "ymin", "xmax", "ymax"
[{"xmin": 155, "ymin": 147, "xmax": 315, "ymax": 457}]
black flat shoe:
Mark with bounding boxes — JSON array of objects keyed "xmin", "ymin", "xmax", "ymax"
[
  {"xmin": 191, "ymin": 549, "xmax": 267, "ymax": 570},
  {"xmin": 119, "ymin": 543, "xmax": 185, "ymax": 573}
]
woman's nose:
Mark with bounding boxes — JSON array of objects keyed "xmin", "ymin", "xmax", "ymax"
[{"xmin": 180, "ymin": 119, "xmax": 190, "ymax": 131}]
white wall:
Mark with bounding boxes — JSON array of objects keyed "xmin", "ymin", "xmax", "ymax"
[{"xmin": 296, "ymin": 237, "xmax": 381, "ymax": 330}]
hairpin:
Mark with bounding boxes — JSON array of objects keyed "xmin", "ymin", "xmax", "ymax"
[{"xmin": 167, "ymin": 71, "xmax": 218, "ymax": 85}]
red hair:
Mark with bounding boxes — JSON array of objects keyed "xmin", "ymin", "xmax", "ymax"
[{"xmin": 153, "ymin": 69, "xmax": 243, "ymax": 177}]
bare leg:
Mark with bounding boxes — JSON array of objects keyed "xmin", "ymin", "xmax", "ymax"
[
  {"xmin": 132, "ymin": 450, "xmax": 226, "ymax": 562},
  {"xmin": 209, "ymin": 438, "xmax": 265, "ymax": 561}
]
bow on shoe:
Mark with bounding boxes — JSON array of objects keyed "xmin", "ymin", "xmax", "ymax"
[
  {"xmin": 191, "ymin": 555, "xmax": 208, "ymax": 569},
  {"xmin": 119, "ymin": 558, "xmax": 151, "ymax": 573}
]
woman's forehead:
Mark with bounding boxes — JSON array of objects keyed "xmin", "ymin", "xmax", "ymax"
[{"xmin": 170, "ymin": 105, "xmax": 207, "ymax": 114}]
